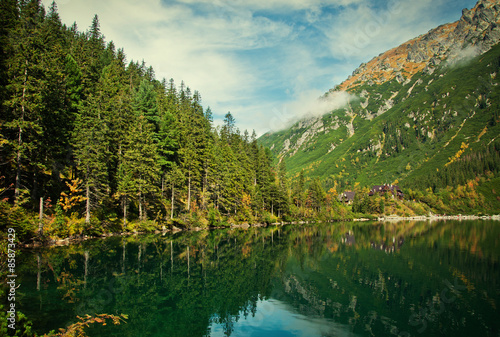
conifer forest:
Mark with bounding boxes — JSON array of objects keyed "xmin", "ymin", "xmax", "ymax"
[{"xmin": 0, "ymin": 1, "xmax": 318, "ymax": 241}]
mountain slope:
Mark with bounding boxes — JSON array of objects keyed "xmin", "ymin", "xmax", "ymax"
[{"xmin": 260, "ymin": 0, "xmax": 500, "ymax": 196}]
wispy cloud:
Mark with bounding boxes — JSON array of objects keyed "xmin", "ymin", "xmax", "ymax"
[
  {"xmin": 446, "ymin": 45, "xmax": 481, "ymax": 68},
  {"xmin": 266, "ymin": 90, "xmax": 357, "ymax": 132},
  {"xmin": 45, "ymin": 0, "xmax": 477, "ymax": 135}
]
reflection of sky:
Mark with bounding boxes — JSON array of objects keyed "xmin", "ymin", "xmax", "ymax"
[{"xmin": 208, "ymin": 298, "xmax": 358, "ymax": 337}]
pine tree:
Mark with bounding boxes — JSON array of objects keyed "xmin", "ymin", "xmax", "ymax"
[
  {"xmin": 164, "ymin": 163, "xmax": 184, "ymax": 219},
  {"xmin": 4, "ymin": 0, "xmax": 46, "ymax": 204},
  {"xmin": 38, "ymin": 2, "xmax": 75, "ymax": 198},
  {"xmin": 117, "ymin": 115, "xmax": 160, "ymax": 222},
  {"xmin": 73, "ymin": 58, "xmax": 130, "ymax": 223},
  {"xmin": 157, "ymin": 80, "xmax": 178, "ymax": 200},
  {"xmin": 96, "ymin": 59, "xmax": 132, "ymax": 196},
  {"xmin": 134, "ymin": 79, "xmax": 159, "ymax": 133},
  {"xmin": 0, "ymin": 0, "xmax": 18, "ymax": 115},
  {"xmin": 308, "ymin": 178, "xmax": 326, "ymax": 212},
  {"xmin": 72, "ymin": 94, "xmax": 108, "ymax": 223}
]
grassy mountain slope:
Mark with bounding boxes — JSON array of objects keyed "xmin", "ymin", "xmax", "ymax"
[{"xmin": 260, "ymin": 39, "xmax": 500, "ymax": 197}]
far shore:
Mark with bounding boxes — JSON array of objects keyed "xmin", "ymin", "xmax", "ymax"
[
  {"xmin": 22, "ymin": 213, "xmax": 500, "ymax": 248},
  {"xmin": 372, "ymin": 214, "xmax": 500, "ymax": 222}
]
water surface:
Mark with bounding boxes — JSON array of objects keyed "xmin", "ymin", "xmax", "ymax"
[{"xmin": 15, "ymin": 220, "xmax": 500, "ymax": 336}]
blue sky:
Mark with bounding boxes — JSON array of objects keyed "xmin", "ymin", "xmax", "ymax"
[{"xmin": 43, "ymin": 0, "xmax": 478, "ymax": 135}]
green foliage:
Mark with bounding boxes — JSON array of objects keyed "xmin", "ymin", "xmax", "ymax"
[
  {"xmin": 0, "ymin": 201, "xmax": 36, "ymax": 242},
  {"xmin": 208, "ymin": 208, "xmax": 222, "ymax": 227},
  {"xmin": 261, "ymin": 43, "xmax": 500, "ymax": 215}
]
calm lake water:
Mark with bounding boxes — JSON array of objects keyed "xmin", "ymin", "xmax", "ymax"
[{"xmin": 15, "ymin": 220, "xmax": 500, "ymax": 337}]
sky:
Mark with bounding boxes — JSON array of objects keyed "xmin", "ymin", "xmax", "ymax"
[{"xmin": 42, "ymin": 0, "xmax": 479, "ymax": 135}]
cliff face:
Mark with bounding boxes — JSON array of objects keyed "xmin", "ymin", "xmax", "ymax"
[{"xmin": 338, "ymin": 0, "xmax": 500, "ymax": 91}]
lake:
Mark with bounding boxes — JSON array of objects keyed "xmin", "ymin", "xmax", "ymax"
[{"xmin": 15, "ymin": 220, "xmax": 500, "ymax": 336}]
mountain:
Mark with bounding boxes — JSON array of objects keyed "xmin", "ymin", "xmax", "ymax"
[
  {"xmin": 338, "ymin": 0, "xmax": 500, "ymax": 92},
  {"xmin": 260, "ymin": 0, "xmax": 500, "ymax": 199}
]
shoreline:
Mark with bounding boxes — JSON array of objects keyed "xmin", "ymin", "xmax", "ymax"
[
  {"xmin": 21, "ymin": 213, "xmax": 500, "ymax": 248},
  {"xmin": 374, "ymin": 214, "xmax": 500, "ymax": 222}
]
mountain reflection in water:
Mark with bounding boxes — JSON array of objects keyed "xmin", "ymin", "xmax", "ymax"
[{"xmin": 15, "ymin": 220, "xmax": 500, "ymax": 337}]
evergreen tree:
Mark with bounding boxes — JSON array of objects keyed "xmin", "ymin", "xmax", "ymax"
[
  {"xmin": 134, "ymin": 79, "xmax": 159, "ymax": 133},
  {"xmin": 39, "ymin": 2, "xmax": 75, "ymax": 198},
  {"xmin": 117, "ymin": 115, "xmax": 160, "ymax": 222},
  {"xmin": 72, "ymin": 94, "xmax": 108, "ymax": 223},
  {"xmin": 0, "ymin": 0, "xmax": 18, "ymax": 116},
  {"xmin": 157, "ymin": 80, "xmax": 178, "ymax": 199},
  {"xmin": 308, "ymin": 178, "xmax": 326, "ymax": 212},
  {"xmin": 4, "ymin": 0, "xmax": 46, "ymax": 204}
]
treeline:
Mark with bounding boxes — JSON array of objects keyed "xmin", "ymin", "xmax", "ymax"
[{"xmin": 0, "ymin": 0, "xmax": 305, "ymax": 235}]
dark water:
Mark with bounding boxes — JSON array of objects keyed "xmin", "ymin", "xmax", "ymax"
[{"xmin": 14, "ymin": 220, "xmax": 500, "ymax": 336}]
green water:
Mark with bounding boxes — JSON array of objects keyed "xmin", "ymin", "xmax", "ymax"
[{"xmin": 14, "ymin": 220, "xmax": 500, "ymax": 336}]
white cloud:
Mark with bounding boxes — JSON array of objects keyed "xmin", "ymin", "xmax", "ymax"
[
  {"xmin": 446, "ymin": 45, "xmax": 481, "ymax": 68},
  {"xmin": 321, "ymin": 0, "xmax": 454, "ymax": 63},
  {"xmin": 47, "ymin": 0, "xmax": 292, "ymax": 125},
  {"xmin": 44, "ymin": 0, "xmax": 477, "ymax": 136},
  {"xmin": 175, "ymin": 0, "xmax": 366, "ymax": 12},
  {"xmin": 266, "ymin": 90, "xmax": 356, "ymax": 132}
]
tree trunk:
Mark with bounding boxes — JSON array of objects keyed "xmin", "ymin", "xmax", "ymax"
[
  {"xmin": 14, "ymin": 62, "xmax": 28, "ymax": 203},
  {"xmin": 202, "ymin": 166, "xmax": 208, "ymax": 210},
  {"xmin": 187, "ymin": 170, "xmax": 191, "ymax": 212},
  {"xmin": 38, "ymin": 197, "xmax": 43, "ymax": 236},
  {"xmin": 85, "ymin": 180, "xmax": 91, "ymax": 224},
  {"xmin": 139, "ymin": 184, "xmax": 143, "ymax": 221},
  {"xmin": 123, "ymin": 196, "xmax": 127, "ymax": 227},
  {"xmin": 14, "ymin": 133, "xmax": 22, "ymax": 202},
  {"xmin": 170, "ymin": 184, "xmax": 175, "ymax": 220},
  {"xmin": 161, "ymin": 175, "xmax": 165, "ymax": 199}
]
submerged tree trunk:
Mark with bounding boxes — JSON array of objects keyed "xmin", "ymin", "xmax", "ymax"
[
  {"xmin": 84, "ymin": 251, "xmax": 89, "ymax": 288},
  {"xmin": 122, "ymin": 241, "xmax": 126, "ymax": 274},
  {"xmin": 138, "ymin": 244, "xmax": 142, "ymax": 273},
  {"xmin": 37, "ymin": 253, "xmax": 41, "ymax": 291}
]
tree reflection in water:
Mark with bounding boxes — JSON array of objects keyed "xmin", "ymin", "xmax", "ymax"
[{"xmin": 15, "ymin": 220, "xmax": 500, "ymax": 337}]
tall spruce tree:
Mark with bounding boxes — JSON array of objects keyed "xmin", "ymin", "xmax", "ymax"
[
  {"xmin": 117, "ymin": 115, "xmax": 160, "ymax": 222},
  {"xmin": 72, "ymin": 94, "xmax": 108, "ymax": 223},
  {"xmin": 4, "ymin": 0, "xmax": 45, "ymax": 204}
]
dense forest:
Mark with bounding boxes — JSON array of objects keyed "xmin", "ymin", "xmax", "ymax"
[{"xmin": 0, "ymin": 0, "xmax": 305, "ymax": 238}]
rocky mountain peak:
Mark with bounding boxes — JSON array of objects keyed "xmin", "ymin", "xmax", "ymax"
[{"xmin": 337, "ymin": 0, "xmax": 500, "ymax": 92}]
